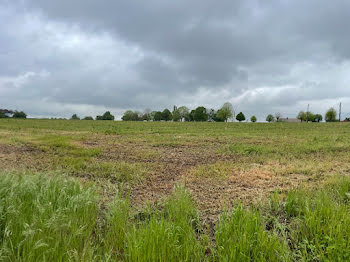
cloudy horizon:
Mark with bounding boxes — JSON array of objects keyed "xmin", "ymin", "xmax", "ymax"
[{"xmin": 1, "ymin": 0, "xmax": 349, "ymax": 120}]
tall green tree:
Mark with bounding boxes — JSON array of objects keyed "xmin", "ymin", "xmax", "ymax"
[
  {"xmin": 325, "ymin": 108, "xmax": 337, "ymax": 122},
  {"xmin": 314, "ymin": 114, "xmax": 323, "ymax": 122},
  {"xmin": 177, "ymin": 106, "xmax": 189, "ymax": 122},
  {"xmin": 184, "ymin": 110, "xmax": 195, "ymax": 122},
  {"xmin": 214, "ymin": 109, "xmax": 223, "ymax": 122},
  {"xmin": 297, "ymin": 111, "xmax": 307, "ymax": 122},
  {"xmin": 172, "ymin": 109, "xmax": 181, "ymax": 122},
  {"xmin": 161, "ymin": 109, "xmax": 173, "ymax": 121},
  {"xmin": 307, "ymin": 112, "xmax": 315, "ymax": 122},
  {"xmin": 266, "ymin": 114, "xmax": 275, "ymax": 122},
  {"xmin": 12, "ymin": 111, "xmax": 27, "ymax": 119},
  {"xmin": 217, "ymin": 102, "xmax": 233, "ymax": 122},
  {"xmin": 154, "ymin": 111, "xmax": 162, "ymax": 121},
  {"xmin": 70, "ymin": 114, "xmax": 80, "ymax": 120},
  {"xmin": 122, "ymin": 110, "xmax": 138, "ymax": 121},
  {"xmin": 142, "ymin": 108, "xmax": 152, "ymax": 121},
  {"xmin": 236, "ymin": 112, "xmax": 246, "ymax": 122},
  {"xmin": 97, "ymin": 111, "xmax": 114, "ymax": 120},
  {"xmin": 193, "ymin": 107, "xmax": 208, "ymax": 121}
]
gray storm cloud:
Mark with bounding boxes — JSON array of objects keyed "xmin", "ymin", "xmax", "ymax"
[{"xmin": 0, "ymin": 0, "xmax": 349, "ymax": 119}]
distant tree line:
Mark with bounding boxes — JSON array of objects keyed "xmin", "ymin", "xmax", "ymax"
[
  {"xmin": 122, "ymin": 105, "xmax": 346, "ymax": 123},
  {"xmin": 264, "ymin": 107, "xmax": 339, "ymax": 123},
  {"xmin": 1, "ymin": 106, "xmax": 347, "ymax": 123},
  {"xmin": 70, "ymin": 111, "xmax": 115, "ymax": 121},
  {"xmin": 0, "ymin": 109, "xmax": 27, "ymax": 119},
  {"xmin": 122, "ymin": 103, "xmax": 243, "ymax": 122}
]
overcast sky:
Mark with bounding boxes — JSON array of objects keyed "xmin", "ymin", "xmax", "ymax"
[{"xmin": 1, "ymin": 0, "xmax": 349, "ymax": 120}]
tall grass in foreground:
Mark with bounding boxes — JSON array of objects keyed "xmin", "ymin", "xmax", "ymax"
[
  {"xmin": 0, "ymin": 173, "xmax": 98, "ymax": 261},
  {"xmin": 105, "ymin": 185, "xmax": 207, "ymax": 261},
  {"xmin": 283, "ymin": 178, "xmax": 350, "ymax": 261},
  {"xmin": 1, "ymin": 171, "xmax": 350, "ymax": 261},
  {"xmin": 215, "ymin": 204, "xmax": 289, "ymax": 261}
]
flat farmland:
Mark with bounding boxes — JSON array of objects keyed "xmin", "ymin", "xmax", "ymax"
[{"xmin": 1, "ymin": 119, "xmax": 350, "ymax": 261}]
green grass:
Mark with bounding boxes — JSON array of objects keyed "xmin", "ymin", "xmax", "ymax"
[
  {"xmin": 283, "ymin": 178, "xmax": 350, "ymax": 261},
  {"xmin": 215, "ymin": 204, "xmax": 289, "ymax": 261},
  {"xmin": 0, "ymin": 172, "xmax": 98, "ymax": 261},
  {"xmin": 1, "ymin": 171, "xmax": 350, "ymax": 261},
  {"xmin": 125, "ymin": 185, "xmax": 207, "ymax": 262}
]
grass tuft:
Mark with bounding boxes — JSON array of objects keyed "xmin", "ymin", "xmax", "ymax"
[
  {"xmin": 0, "ymin": 172, "xmax": 98, "ymax": 261},
  {"xmin": 215, "ymin": 204, "xmax": 289, "ymax": 261}
]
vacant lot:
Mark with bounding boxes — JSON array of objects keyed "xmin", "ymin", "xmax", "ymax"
[{"xmin": 1, "ymin": 119, "xmax": 350, "ymax": 261}]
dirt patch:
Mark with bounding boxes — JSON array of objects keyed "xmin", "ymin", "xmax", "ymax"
[
  {"xmin": 0, "ymin": 143, "xmax": 47, "ymax": 171},
  {"xmin": 183, "ymin": 166, "xmax": 313, "ymax": 222},
  {"xmin": 130, "ymin": 145, "xmax": 227, "ymax": 208}
]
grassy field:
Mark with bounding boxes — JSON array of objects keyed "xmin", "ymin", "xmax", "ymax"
[{"xmin": 0, "ymin": 119, "xmax": 350, "ymax": 261}]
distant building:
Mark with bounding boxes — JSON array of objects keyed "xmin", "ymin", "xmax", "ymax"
[
  {"xmin": 0, "ymin": 109, "xmax": 14, "ymax": 117},
  {"xmin": 280, "ymin": 117, "xmax": 300, "ymax": 123}
]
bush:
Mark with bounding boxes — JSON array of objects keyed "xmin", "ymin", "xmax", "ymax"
[{"xmin": 250, "ymin": 115, "xmax": 257, "ymax": 122}]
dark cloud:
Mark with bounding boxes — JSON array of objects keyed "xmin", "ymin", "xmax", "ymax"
[{"xmin": 0, "ymin": 0, "xmax": 350, "ymax": 119}]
